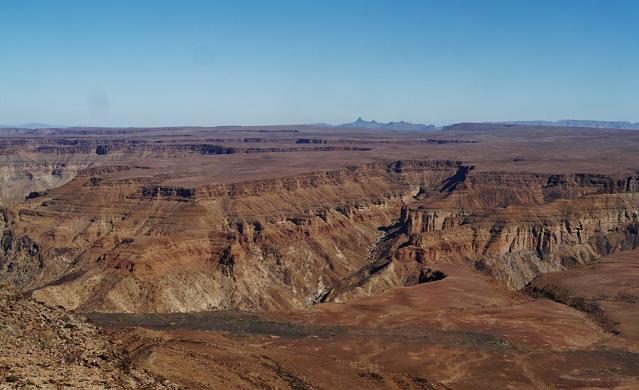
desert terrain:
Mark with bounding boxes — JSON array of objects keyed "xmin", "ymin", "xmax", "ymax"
[{"xmin": 1, "ymin": 123, "xmax": 639, "ymax": 388}]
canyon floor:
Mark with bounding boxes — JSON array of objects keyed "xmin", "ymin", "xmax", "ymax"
[
  {"xmin": 1, "ymin": 123, "xmax": 639, "ymax": 388},
  {"xmin": 90, "ymin": 249, "xmax": 639, "ymax": 389}
]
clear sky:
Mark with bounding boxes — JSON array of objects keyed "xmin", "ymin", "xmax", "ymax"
[{"xmin": 1, "ymin": 0, "xmax": 638, "ymax": 127}]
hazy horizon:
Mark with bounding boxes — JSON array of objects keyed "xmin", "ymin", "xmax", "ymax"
[
  {"xmin": 3, "ymin": 117, "xmax": 639, "ymax": 130},
  {"xmin": 2, "ymin": 0, "xmax": 638, "ymax": 127}
]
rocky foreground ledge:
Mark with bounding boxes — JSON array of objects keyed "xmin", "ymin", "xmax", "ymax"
[{"xmin": 0, "ymin": 285, "xmax": 178, "ymax": 389}]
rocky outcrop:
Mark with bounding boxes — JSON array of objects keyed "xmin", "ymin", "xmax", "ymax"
[
  {"xmin": 0, "ymin": 286, "xmax": 177, "ymax": 388},
  {"xmin": 141, "ymin": 186, "xmax": 197, "ymax": 201},
  {"xmin": 400, "ymin": 207, "xmax": 466, "ymax": 234},
  {"xmin": 0, "ymin": 209, "xmax": 46, "ymax": 290}
]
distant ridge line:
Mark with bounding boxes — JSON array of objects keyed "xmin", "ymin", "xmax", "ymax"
[
  {"xmin": 497, "ymin": 120, "xmax": 639, "ymax": 130},
  {"xmin": 336, "ymin": 117, "xmax": 436, "ymax": 131}
]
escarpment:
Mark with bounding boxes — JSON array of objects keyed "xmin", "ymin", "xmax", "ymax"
[
  {"xmin": 386, "ymin": 170, "xmax": 639, "ymax": 290},
  {"xmin": 1, "ymin": 152, "xmax": 639, "ymax": 312},
  {"xmin": 310, "ymin": 171, "xmax": 639, "ymax": 302},
  {"xmin": 1, "ymin": 160, "xmax": 462, "ymax": 312},
  {"xmin": 0, "ymin": 135, "xmax": 374, "ymax": 206},
  {"xmin": 2, "ymin": 138, "xmax": 371, "ymax": 157}
]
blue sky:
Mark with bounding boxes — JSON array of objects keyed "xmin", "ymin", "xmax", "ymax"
[{"xmin": 1, "ymin": 0, "xmax": 638, "ymax": 126}]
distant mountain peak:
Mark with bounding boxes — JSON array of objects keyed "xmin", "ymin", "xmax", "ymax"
[{"xmin": 338, "ymin": 117, "xmax": 435, "ymax": 131}]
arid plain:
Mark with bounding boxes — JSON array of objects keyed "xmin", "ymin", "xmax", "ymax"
[{"xmin": 1, "ymin": 123, "xmax": 639, "ymax": 389}]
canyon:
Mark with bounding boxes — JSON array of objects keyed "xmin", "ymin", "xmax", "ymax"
[{"xmin": 1, "ymin": 123, "xmax": 639, "ymax": 388}]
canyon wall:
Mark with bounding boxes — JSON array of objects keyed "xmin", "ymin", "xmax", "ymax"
[
  {"xmin": 0, "ymin": 138, "xmax": 371, "ymax": 206},
  {"xmin": 1, "ymin": 161, "xmax": 459, "ymax": 312},
  {"xmin": 395, "ymin": 194, "xmax": 639, "ymax": 290},
  {"xmin": 0, "ymin": 157, "xmax": 638, "ymax": 312},
  {"xmin": 304, "ymin": 170, "xmax": 639, "ymax": 302}
]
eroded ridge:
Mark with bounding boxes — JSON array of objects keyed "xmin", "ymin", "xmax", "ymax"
[{"xmin": 0, "ymin": 156, "xmax": 638, "ymax": 314}]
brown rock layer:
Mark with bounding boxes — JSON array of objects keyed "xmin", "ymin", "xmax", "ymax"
[
  {"xmin": 1, "ymin": 161, "xmax": 459, "ymax": 312},
  {"xmin": 0, "ymin": 156, "xmax": 638, "ymax": 312}
]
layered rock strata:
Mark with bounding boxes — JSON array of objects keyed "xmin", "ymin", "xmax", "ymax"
[{"xmin": 0, "ymin": 159, "xmax": 638, "ymax": 312}]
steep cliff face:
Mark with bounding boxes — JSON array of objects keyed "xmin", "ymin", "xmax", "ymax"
[
  {"xmin": 436, "ymin": 171, "xmax": 638, "ymax": 210},
  {"xmin": 393, "ymin": 194, "xmax": 639, "ymax": 290},
  {"xmin": 1, "ymin": 158, "xmax": 638, "ymax": 312},
  {"xmin": 311, "ymin": 171, "xmax": 639, "ymax": 302},
  {"xmin": 0, "ymin": 161, "xmax": 461, "ymax": 312}
]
